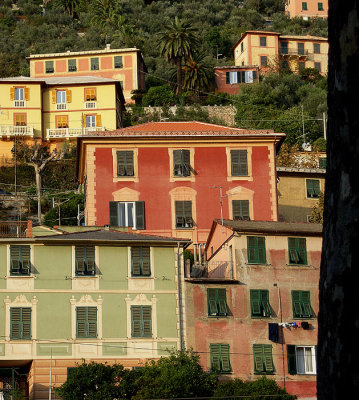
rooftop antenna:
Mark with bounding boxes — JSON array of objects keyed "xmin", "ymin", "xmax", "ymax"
[{"xmin": 210, "ymin": 185, "xmax": 227, "ymax": 229}]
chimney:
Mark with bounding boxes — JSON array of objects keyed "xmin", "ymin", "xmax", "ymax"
[
  {"xmin": 26, "ymin": 220, "xmax": 33, "ymax": 238},
  {"xmin": 106, "ymin": 44, "xmax": 111, "ymax": 50}
]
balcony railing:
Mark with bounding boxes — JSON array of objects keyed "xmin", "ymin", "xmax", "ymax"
[
  {"xmin": 46, "ymin": 127, "xmax": 105, "ymax": 139},
  {"xmin": 185, "ymin": 260, "xmax": 235, "ymax": 280},
  {"xmin": 0, "ymin": 221, "xmax": 28, "ymax": 238},
  {"xmin": 0, "ymin": 125, "xmax": 34, "ymax": 137},
  {"xmin": 279, "ymin": 48, "xmax": 309, "ymax": 57}
]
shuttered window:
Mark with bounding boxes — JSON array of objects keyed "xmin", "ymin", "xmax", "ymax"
[
  {"xmin": 230, "ymin": 150, "xmax": 248, "ymax": 176},
  {"xmin": 114, "ymin": 56, "xmax": 123, "ymax": 68},
  {"xmin": 318, "ymin": 2, "xmax": 323, "ymax": 11},
  {"xmin": 84, "ymin": 88, "xmax": 97, "ymax": 101},
  {"xmin": 45, "ymin": 61, "xmax": 54, "ymax": 73},
  {"xmin": 76, "ymin": 307, "xmax": 97, "ymax": 338},
  {"xmin": 68, "ymin": 59, "xmax": 77, "ymax": 72},
  {"xmin": 292, "ymin": 290, "xmax": 314, "ymax": 318},
  {"xmin": 56, "ymin": 115, "xmax": 68, "ymax": 128},
  {"xmin": 131, "ymin": 306, "xmax": 152, "ymax": 337},
  {"xmin": 10, "ymin": 307, "xmax": 31, "ymax": 340},
  {"xmin": 253, "ymin": 344, "xmax": 274, "ymax": 374},
  {"xmin": 306, "ymin": 179, "xmax": 320, "ymax": 198},
  {"xmin": 75, "ymin": 246, "xmax": 96, "ymax": 276},
  {"xmin": 91, "ymin": 58, "xmax": 99, "ymax": 70},
  {"xmin": 175, "ymin": 201, "xmax": 193, "ymax": 229},
  {"xmin": 10, "ymin": 245, "xmax": 31, "ymax": 275},
  {"xmin": 319, "ymin": 158, "xmax": 326, "ymax": 169},
  {"xmin": 250, "ymin": 290, "xmax": 272, "ymax": 318},
  {"xmin": 117, "ymin": 151, "xmax": 134, "ymax": 176},
  {"xmin": 207, "ymin": 288, "xmax": 228, "ymax": 317},
  {"xmin": 210, "ymin": 344, "xmax": 231, "ymax": 373},
  {"xmin": 109, "ymin": 201, "xmax": 145, "ymax": 229},
  {"xmin": 232, "ymin": 200, "xmax": 250, "ymax": 220},
  {"xmin": 14, "ymin": 114, "xmax": 27, "ymax": 126},
  {"xmin": 247, "ymin": 236, "xmax": 266, "ymax": 264},
  {"xmin": 287, "ymin": 345, "xmax": 317, "ymax": 375},
  {"xmin": 173, "ymin": 150, "xmax": 191, "ymax": 177},
  {"xmin": 302, "ymin": 2, "xmax": 307, "ymax": 10},
  {"xmin": 259, "ymin": 36, "xmax": 267, "ymax": 47},
  {"xmin": 288, "ymin": 238, "xmax": 307, "ymax": 265},
  {"xmin": 131, "ymin": 247, "xmax": 151, "ymax": 277}
]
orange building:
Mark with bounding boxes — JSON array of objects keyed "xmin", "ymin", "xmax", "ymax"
[
  {"xmin": 285, "ymin": 0, "xmax": 328, "ymax": 19},
  {"xmin": 214, "ymin": 66, "xmax": 259, "ymax": 95},
  {"xmin": 28, "ymin": 46, "xmax": 146, "ymax": 103},
  {"xmin": 184, "ymin": 219, "xmax": 322, "ymax": 399},
  {"xmin": 234, "ymin": 31, "xmax": 328, "ymax": 75}
]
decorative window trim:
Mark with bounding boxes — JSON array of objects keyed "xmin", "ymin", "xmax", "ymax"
[
  {"xmin": 226, "ymin": 147, "xmax": 253, "ymax": 181},
  {"xmin": 227, "ymin": 186, "xmax": 254, "ymax": 220},
  {"xmin": 6, "ymin": 245, "xmax": 35, "ymax": 290},
  {"xmin": 125, "ymin": 294, "xmax": 157, "ymax": 339},
  {"xmin": 127, "ymin": 246, "xmax": 155, "ymax": 278},
  {"xmin": 169, "ymin": 187, "xmax": 197, "ymax": 231},
  {"xmin": 112, "ymin": 148, "xmax": 139, "ymax": 182},
  {"xmin": 70, "ymin": 295, "xmax": 103, "ymax": 340},
  {"xmin": 4, "ymin": 295, "xmax": 38, "ymax": 341},
  {"xmin": 168, "ymin": 148, "xmax": 195, "ymax": 182}
]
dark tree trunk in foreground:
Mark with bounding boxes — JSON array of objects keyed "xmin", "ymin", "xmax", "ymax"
[{"xmin": 318, "ymin": 0, "xmax": 359, "ymax": 398}]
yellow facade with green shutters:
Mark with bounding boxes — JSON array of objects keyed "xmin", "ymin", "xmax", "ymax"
[{"xmin": 0, "ymin": 230, "xmax": 189, "ymax": 399}]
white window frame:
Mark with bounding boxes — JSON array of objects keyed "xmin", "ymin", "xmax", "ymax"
[
  {"xmin": 117, "ymin": 201, "xmax": 137, "ymax": 229},
  {"xmin": 296, "ymin": 346, "xmax": 316, "ymax": 374},
  {"xmin": 86, "ymin": 115, "xmax": 96, "ymax": 128},
  {"xmin": 15, "ymin": 88, "xmax": 24, "ymax": 101},
  {"xmin": 56, "ymin": 90, "xmax": 67, "ymax": 104}
]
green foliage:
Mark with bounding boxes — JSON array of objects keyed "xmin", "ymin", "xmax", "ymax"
[
  {"xmin": 214, "ymin": 377, "xmax": 296, "ymax": 400},
  {"xmin": 309, "ymin": 192, "xmax": 324, "ymax": 223},
  {"xmin": 142, "ymin": 85, "xmax": 178, "ymax": 106},
  {"xmin": 43, "ymin": 192, "xmax": 84, "ymax": 227},
  {"xmin": 313, "ymin": 137, "xmax": 327, "ymax": 151},
  {"xmin": 182, "ymin": 54, "xmax": 215, "ymax": 93},
  {"xmin": 184, "ymin": 249, "xmax": 194, "ymax": 266}
]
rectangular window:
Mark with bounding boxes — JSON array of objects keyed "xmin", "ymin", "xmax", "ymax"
[
  {"xmin": 10, "ymin": 307, "xmax": 31, "ymax": 340},
  {"xmin": 230, "ymin": 149, "xmax": 248, "ymax": 176},
  {"xmin": 306, "ymin": 179, "xmax": 320, "ymax": 198},
  {"xmin": 117, "ymin": 151, "xmax": 134, "ymax": 177},
  {"xmin": 232, "ymin": 200, "xmax": 250, "ymax": 220},
  {"xmin": 14, "ymin": 88, "xmax": 24, "ymax": 101},
  {"xmin": 90, "ymin": 57, "xmax": 99, "ymax": 70},
  {"xmin": 131, "ymin": 305, "xmax": 152, "ymax": 337},
  {"xmin": 288, "ymin": 238, "xmax": 307, "ymax": 265},
  {"xmin": 45, "ymin": 60, "xmax": 54, "ymax": 73},
  {"xmin": 247, "ymin": 236, "xmax": 266, "ymax": 264},
  {"xmin": 318, "ymin": 2, "xmax": 323, "ymax": 11},
  {"xmin": 314, "ymin": 62, "xmax": 322, "ymax": 72},
  {"xmin": 298, "ymin": 61, "xmax": 306, "ymax": 71},
  {"xmin": 287, "ymin": 345, "xmax": 316, "ymax": 374},
  {"xmin": 85, "ymin": 115, "xmax": 96, "ymax": 128},
  {"xmin": 292, "ymin": 290, "xmax": 314, "ymax": 318},
  {"xmin": 241, "ymin": 42, "xmax": 244, "ymax": 52},
  {"xmin": 56, "ymin": 115, "xmax": 68, "ymax": 128},
  {"xmin": 175, "ymin": 201, "xmax": 193, "ymax": 229},
  {"xmin": 298, "ymin": 43, "xmax": 305, "ymax": 56},
  {"xmin": 280, "ymin": 42, "xmax": 288, "ymax": 54},
  {"xmin": 109, "ymin": 201, "xmax": 145, "ymax": 229},
  {"xmin": 250, "ymin": 290, "xmax": 272, "ymax": 318},
  {"xmin": 313, "ymin": 43, "xmax": 321, "ymax": 54},
  {"xmin": 84, "ymin": 88, "xmax": 97, "ymax": 101},
  {"xmin": 207, "ymin": 288, "xmax": 228, "ymax": 317},
  {"xmin": 302, "ymin": 2, "xmax": 308, "ymax": 10},
  {"xmin": 68, "ymin": 59, "xmax": 77, "ymax": 72},
  {"xmin": 10, "ymin": 245, "xmax": 31, "ymax": 275},
  {"xmin": 281, "ymin": 60, "xmax": 290, "ymax": 70},
  {"xmin": 259, "ymin": 36, "xmax": 267, "ymax": 47},
  {"xmin": 131, "ymin": 247, "xmax": 151, "ymax": 277},
  {"xmin": 253, "ymin": 344, "xmax": 274, "ymax": 374},
  {"xmin": 319, "ymin": 157, "xmax": 326, "ymax": 169},
  {"xmin": 76, "ymin": 307, "xmax": 97, "ymax": 338},
  {"xmin": 14, "ymin": 114, "xmax": 27, "ymax": 127},
  {"xmin": 114, "ymin": 56, "xmax": 123, "ymax": 69},
  {"xmin": 75, "ymin": 246, "xmax": 96, "ymax": 276},
  {"xmin": 173, "ymin": 149, "xmax": 191, "ymax": 176},
  {"xmin": 210, "ymin": 344, "xmax": 231, "ymax": 373},
  {"xmin": 56, "ymin": 90, "xmax": 67, "ymax": 104},
  {"xmin": 260, "ymin": 56, "xmax": 268, "ymax": 67}
]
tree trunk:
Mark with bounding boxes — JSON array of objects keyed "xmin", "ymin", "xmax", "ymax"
[
  {"xmin": 317, "ymin": 0, "xmax": 359, "ymax": 398},
  {"xmin": 177, "ymin": 57, "xmax": 182, "ymax": 95},
  {"xmin": 35, "ymin": 165, "xmax": 42, "ymax": 225}
]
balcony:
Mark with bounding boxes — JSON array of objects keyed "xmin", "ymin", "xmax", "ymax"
[
  {"xmin": 185, "ymin": 260, "xmax": 238, "ymax": 282},
  {"xmin": 0, "ymin": 221, "xmax": 29, "ymax": 238},
  {"xmin": 279, "ymin": 48, "xmax": 309, "ymax": 57},
  {"xmin": 0, "ymin": 125, "xmax": 34, "ymax": 137},
  {"xmin": 46, "ymin": 127, "xmax": 105, "ymax": 139}
]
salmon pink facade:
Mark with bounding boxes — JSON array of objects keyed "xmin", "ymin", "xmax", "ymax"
[
  {"xmin": 184, "ymin": 220, "xmax": 322, "ymax": 399},
  {"xmin": 77, "ymin": 122, "xmax": 285, "ymax": 244}
]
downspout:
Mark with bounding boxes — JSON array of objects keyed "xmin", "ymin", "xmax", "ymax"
[{"xmin": 177, "ymin": 241, "xmax": 185, "ymax": 350}]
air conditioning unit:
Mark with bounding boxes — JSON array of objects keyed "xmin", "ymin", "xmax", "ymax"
[
  {"xmin": 85, "ymin": 102, "xmax": 97, "ymax": 109},
  {"xmin": 56, "ymin": 103, "xmax": 67, "ymax": 110}
]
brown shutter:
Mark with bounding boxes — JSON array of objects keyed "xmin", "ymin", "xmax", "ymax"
[
  {"xmin": 52, "ymin": 90, "xmax": 56, "ymax": 103},
  {"xmin": 24, "ymin": 87, "xmax": 30, "ymax": 101},
  {"xmin": 82, "ymin": 115, "xmax": 86, "ymax": 128},
  {"xmin": 10, "ymin": 87, "xmax": 15, "ymax": 100},
  {"xmin": 96, "ymin": 114, "xmax": 102, "ymax": 127},
  {"xmin": 66, "ymin": 89, "xmax": 72, "ymax": 103}
]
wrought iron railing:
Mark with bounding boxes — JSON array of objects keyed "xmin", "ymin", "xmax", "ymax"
[{"xmin": 0, "ymin": 221, "xmax": 28, "ymax": 238}]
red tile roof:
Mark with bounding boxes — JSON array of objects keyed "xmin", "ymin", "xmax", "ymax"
[{"xmin": 83, "ymin": 121, "xmax": 285, "ymax": 138}]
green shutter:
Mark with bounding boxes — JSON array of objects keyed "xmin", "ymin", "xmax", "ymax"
[
  {"xmin": 220, "ymin": 344, "xmax": 231, "ymax": 372},
  {"xmin": 257, "ymin": 237, "xmax": 266, "ymax": 263},
  {"xmin": 241, "ymin": 71, "xmax": 245, "ymax": 83},
  {"xmin": 247, "ymin": 237, "xmax": 266, "ymax": 264},
  {"xmin": 250, "ymin": 290, "xmax": 262, "ymax": 317},
  {"xmin": 289, "ymin": 237, "xmax": 307, "ymax": 265},
  {"xmin": 287, "ymin": 345, "xmax": 297, "ymax": 374},
  {"xmin": 261, "ymin": 290, "xmax": 272, "ymax": 317},
  {"xmin": 131, "ymin": 306, "xmax": 151, "ymax": 337},
  {"xmin": 141, "ymin": 247, "xmax": 151, "ymax": 276},
  {"xmin": 210, "ymin": 344, "xmax": 221, "ymax": 370},
  {"xmin": 109, "ymin": 202, "xmax": 118, "ymax": 226},
  {"xmin": 231, "ymin": 150, "xmax": 248, "ymax": 176},
  {"xmin": 10, "ymin": 308, "xmax": 21, "ymax": 339},
  {"xmin": 76, "ymin": 307, "xmax": 87, "ymax": 337},
  {"xmin": 253, "ymin": 344, "xmax": 264, "ymax": 373},
  {"xmin": 10, "ymin": 245, "xmax": 21, "ymax": 274},
  {"xmin": 131, "ymin": 306, "xmax": 142, "ymax": 337},
  {"xmin": 87, "ymin": 307, "xmax": 97, "ymax": 338},
  {"xmin": 131, "ymin": 247, "xmax": 141, "ymax": 276},
  {"xmin": 307, "ymin": 179, "xmax": 320, "ymax": 198},
  {"xmin": 20, "ymin": 308, "xmax": 31, "ymax": 340},
  {"xmin": 233, "ymin": 200, "xmax": 250, "ymax": 220},
  {"xmin": 225, "ymin": 72, "xmax": 230, "ymax": 84},
  {"xmin": 217, "ymin": 289, "xmax": 228, "ymax": 316},
  {"xmin": 135, "ymin": 201, "xmax": 145, "ymax": 229},
  {"xmin": 173, "ymin": 150, "xmax": 182, "ymax": 175},
  {"xmin": 117, "ymin": 151, "xmax": 126, "ymax": 176},
  {"xmin": 126, "ymin": 151, "xmax": 134, "ymax": 176},
  {"xmin": 301, "ymin": 291, "xmax": 313, "ymax": 317},
  {"xmin": 142, "ymin": 306, "xmax": 152, "ymax": 337},
  {"xmin": 208, "ymin": 289, "xmax": 218, "ymax": 316},
  {"xmin": 292, "ymin": 291, "xmax": 302, "ymax": 317},
  {"xmin": 77, "ymin": 307, "xmax": 97, "ymax": 338},
  {"xmin": 253, "ymin": 70, "xmax": 257, "ymax": 80},
  {"xmin": 263, "ymin": 345, "xmax": 274, "ymax": 372}
]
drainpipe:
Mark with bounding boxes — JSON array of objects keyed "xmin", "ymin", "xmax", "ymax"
[{"xmin": 177, "ymin": 241, "xmax": 185, "ymax": 350}]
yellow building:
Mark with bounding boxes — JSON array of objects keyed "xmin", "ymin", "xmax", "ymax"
[
  {"xmin": 277, "ymin": 166, "xmax": 326, "ymax": 222},
  {"xmin": 28, "ymin": 46, "xmax": 146, "ymax": 103},
  {"xmin": 0, "ymin": 76, "xmax": 124, "ymax": 161},
  {"xmin": 285, "ymin": 0, "xmax": 328, "ymax": 19},
  {"xmin": 234, "ymin": 31, "xmax": 328, "ymax": 74}
]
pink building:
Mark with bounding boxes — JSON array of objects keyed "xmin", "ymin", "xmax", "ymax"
[
  {"xmin": 214, "ymin": 66, "xmax": 259, "ymax": 95},
  {"xmin": 285, "ymin": 0, "xmax": 328, "ymax": 19},
  {"xmin": 184, "ymin": 220, "xmax": 322, "ymax": 399}
]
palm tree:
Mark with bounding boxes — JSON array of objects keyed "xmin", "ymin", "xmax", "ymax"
[
  {"xmin": 158, "ymin": 17, "xmax": 199, "ymax": 95},
  {"xmin": 54, "ymin": 0, "xmax": 81, "ymax": 17},
  {"xmin": 182, "ymin": 54, "xmax": 214, "ymax": 93}
]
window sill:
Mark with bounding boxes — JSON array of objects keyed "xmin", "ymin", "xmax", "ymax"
[
  {"xmin": 247, "ymin": 263, "xmax": 270, "ymax": 266},
  {"xmin": 113, "ymin": 176, "xmax": 139, "ymax": 183},
  {"xmin": 227, "ymin": 175, "xmax": 253, "ymax": 182},
  {"xmin": 176, "ymin": 228, "xmax": 194, "ymax": 230},
  {"xmin": 128, "ymin": 276, "xmax": 153, "ymax": 279},
  {"xmin": 254, "ymin": 372, "xmax": 275, "ymax": 375},
  {"xmin": 251, "ymin": 316, "xmax": 271, "ymax": 319},
  {"xmin": 288, "ymin": 263, "xmax": 309, "ymax": 267},
  {"xmin": 293, "ymin": 316, "xmax": 315, "ymax": 320},
  {"xmin": 208, "ymin": 315, "xmax": 229, "ymax": 318},
  {"xmin": 73, "ymin": 275, "xmax": 98, "ymax": 278},
  {"xmin": 7, "ymin": 274, "xmax": 34, "ymax": 278},
  {"xmin": 170, "ymin": 175, "xmax": 195, "ymax": 183}
]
